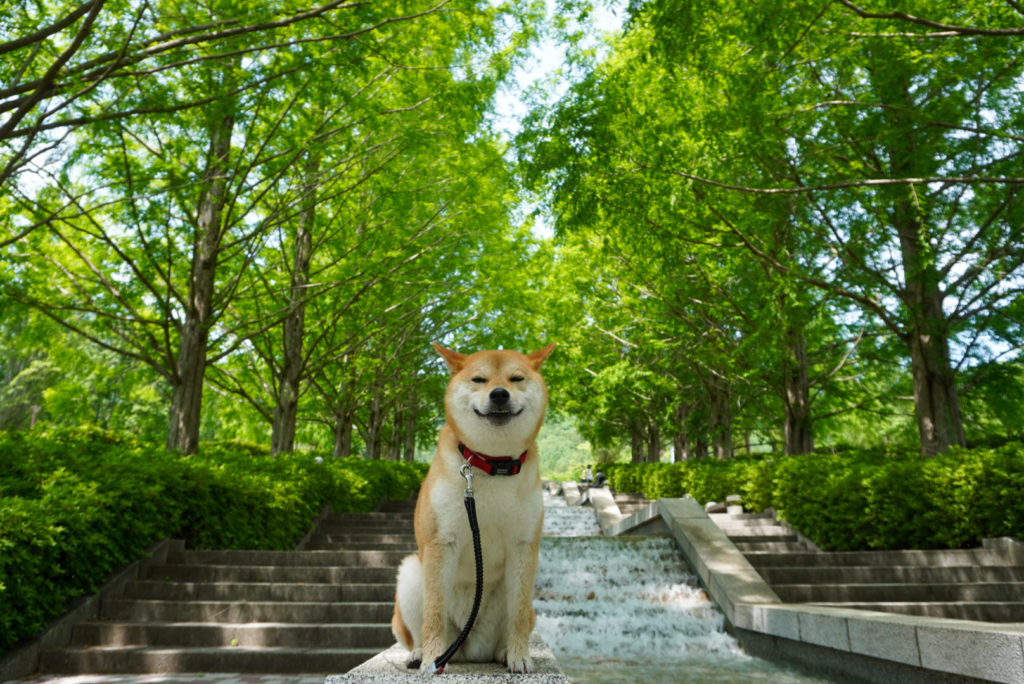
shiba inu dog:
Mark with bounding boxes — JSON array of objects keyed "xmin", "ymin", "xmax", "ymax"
[{"xmin": 391, "ymin": 342, "xmax": 555, "ymax": 674}]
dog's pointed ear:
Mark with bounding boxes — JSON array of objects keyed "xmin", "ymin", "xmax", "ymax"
[
  {"xmin": 527, "ymin": 342, "xmax": 556, "ymax": 370},
  {"xmin": 433, "ymin": 342, "xmax": 466, "ymax": 375}
]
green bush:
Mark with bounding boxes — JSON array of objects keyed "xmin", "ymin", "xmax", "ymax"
[
  {"xmin": 0, "ymin": 427, "xmax": 428, "ymax": 652},
  {"xmin": 770, "ymin": 452, "xmax": 874, "ymax": 551},
  {"xmin": 597, "ymin": 456, "xmax": 766, "ymax": 504},
  {"xmin": 597, "ymin": 444, "xmax": 1024, "ymax": 553}
]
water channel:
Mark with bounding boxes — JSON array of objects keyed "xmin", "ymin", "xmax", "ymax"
[{"xmin": 535, "ymin": 490, "xmax": 836, "ymax": 683}]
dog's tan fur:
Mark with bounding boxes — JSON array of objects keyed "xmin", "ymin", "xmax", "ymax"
[{"xmin": 391, "ymin": 342, "xmax": 554, "ymax": 673}]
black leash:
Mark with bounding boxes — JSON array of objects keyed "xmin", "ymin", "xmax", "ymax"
[{"xmin": 427, "ymin": 463, "xmax": 484, "ymax": 674}]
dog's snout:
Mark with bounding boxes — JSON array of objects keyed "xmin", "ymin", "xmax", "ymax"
[{"xmin": 489, "ymin": 387, "xmax": 510, "ymax": 405}]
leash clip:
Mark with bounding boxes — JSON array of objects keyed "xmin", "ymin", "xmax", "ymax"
[{"xmin": 459, "ymin": 462, "xmax": 475, "ymax": 499}]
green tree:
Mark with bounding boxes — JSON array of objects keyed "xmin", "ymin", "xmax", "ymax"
[
  {"xmin": 2, "ymin": 0, "xmax": 541, "ymax": 454},
  {"xmin": 635, "ymin": 0, "xmax": 1024, "ymax": 454},
  {"xmin": 521, "ymin": 0, "xmax": 1024, "ymax": 456}
]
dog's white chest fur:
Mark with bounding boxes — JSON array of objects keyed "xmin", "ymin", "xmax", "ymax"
[{"xmin": 429, "ymin": 463, "xmax": 543, "ymax": 582}]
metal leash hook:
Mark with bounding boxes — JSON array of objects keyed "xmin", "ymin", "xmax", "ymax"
[{"xmin": 460, "ymin": 462, "xmax": 475, "ymax": 499}]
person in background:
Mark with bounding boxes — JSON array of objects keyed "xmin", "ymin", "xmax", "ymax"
[{"xmin": 581, "ymin": 465, "xmax": 593, "ymax": 484}]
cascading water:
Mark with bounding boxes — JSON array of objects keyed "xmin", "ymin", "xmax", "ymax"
[{"xmin": 535, "ymin": 490, "xmax": 834, "ymax": 683}]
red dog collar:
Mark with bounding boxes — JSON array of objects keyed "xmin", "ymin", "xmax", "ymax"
[{"xmin": 458, "ymin": 443, "xmax": 527, "ymax": 476}]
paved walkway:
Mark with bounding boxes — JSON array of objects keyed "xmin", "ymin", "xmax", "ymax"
[{"xmin": 4, "ymin": 674, "xmax": 326, "ymax": 684}]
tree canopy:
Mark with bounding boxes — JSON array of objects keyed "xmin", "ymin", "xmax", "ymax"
[
  {"xmin": 2, "ymin": 0, "xmax": 1022, "ymax": 463},
  {"xmin": 519, "ymin": 0, "xmax": 1024, "ymax": 458}
]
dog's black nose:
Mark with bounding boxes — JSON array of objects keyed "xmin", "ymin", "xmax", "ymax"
[{"xmin": 489, "ymin": 387, "xmax": 510, "ymax": 405}]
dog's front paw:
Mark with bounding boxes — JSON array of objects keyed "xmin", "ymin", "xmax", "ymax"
[
  {"xmin": 417, "ymin": 647, "xmax": 445, "ymax": 675},
  {"xmin": 418, "ymin": 659, "xmax": 446, "ymax": 675},
  {"xmin": 405, "ymin": 648, "xmax": 422, "ymax": 670},
  {"xmin": 505, "ymin": 649, "xmax": 534, "ymax": 674}
]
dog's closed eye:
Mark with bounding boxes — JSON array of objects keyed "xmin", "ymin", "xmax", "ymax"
[
  {"xmin": 509, "ymin": 376, "xmax": 524, "ymax": 383},
  {"xmin": 472, "ymin": 377, "xmax": 486, "ymax": 384}
]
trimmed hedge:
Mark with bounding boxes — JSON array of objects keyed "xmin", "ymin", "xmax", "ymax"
[
  {"xmin": 0, "ymin": 427, "xmax": 427, "ymax": 652},
  {"xmin": 597, "ymin": 443, "xmax": 1024, "ymax": 553}
]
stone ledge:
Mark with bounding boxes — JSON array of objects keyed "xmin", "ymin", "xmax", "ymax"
[
  {"xmin": 604, "ymin": 500, "xmax": 666, "ymax": 537},
  {"xmin": 984, "ymin": 537, "xmax": 1024, "ymax": 566},
  {"xmin": 561, "ymin": 481, "xmax": 582, "ymax": 506},
  {"xmin": 325, "ymin": 632, "xmax": 570, "ymax": 683},
  {"xmin": 586, "ymin": 486, "xmax": 622, "ymax": 534},
  {"xmin": 735, "ymin": 602, "xmax": 1024, "ymax": 683}
]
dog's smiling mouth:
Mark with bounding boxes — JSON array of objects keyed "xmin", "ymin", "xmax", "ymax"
[{"xmin": 474, "ymin": 407, "xmax": 524, "ymax": 426}]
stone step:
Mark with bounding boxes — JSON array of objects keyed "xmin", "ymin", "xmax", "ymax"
[
  {"xmin": 324, "ymin": 516, "xmax": 415, "ymax": 528},
  {"xmin": 714, "ymin": 508, "xmax": 1024, "ymax": 626},
  {"xmin": 734, "ymin": 541, "xmax": 810, "ymax": 553},
  {"xmin": 718, "ymin": 523, "xmax": 795, "ymax": 536},
  {"xmin": 70, "ymin": 621, "xmax": 393, "ymax": 648},
  {"xmin": 146, "ymin": 563, "xmax": 397, "ymax": 584},
  {"xmin": 323, "ymin": 533, "xmax": 417, "ymax": 545},
  {"xmin": 303, "ymin": 544, "xmax": 414, "ymax": 553},
  {"xmin": 102, "ymin": 599, "xmax": 394, "ymax": 623},
  {"xmin": 331, "ymin": 511, "xmax": 415, "ymax": 521},
  {"xmin": 315, "ymin": 528, "xmax": 412, "ymax": 541},
  {"xmin": 313, "ymin": 538, "xmax": 417, "ymax": 551},
  {"xmin": 812, "ymin": 601, "xmax": 1024, "ymax": 623},
  {"xmin": 725, "ymin": 532, "xmax": 799, "ymax": 544},
  {"xmin": 40, "ymin": 646, "xmax": 377, "ymax": 674},
  {"xmin": 745, "ymin": 548, "xmax": 1007, "ymax": 568},
  {"xmin": 613, "ymin": 493, "xmax": 652, "ymax": 516},
  {"xmin": 315, "ymin": 528, "xmax": 412, "ymax": 540},
  {"xmin": 758, "ymin": 564, "xmax": 1024, "ymax": 585},
  {"xmin": 775, "ymin": 581, "xmax": 1024, "ymax": 603},
  {"xmin": 713, "ymin": 517, "xmax": 789, "ymax": 530},
  {"xmin": 320, "ymin": 515, "xmax": 412, "ymax": 523},
  {"xmin": 166, "ymin": 549, "xmax": 408, "ymax": 568},
  {"xmin": 709, "ymin": 512, "xmax": 775, "ymax": 521},
  {"xmin": 376, "ymin": 499, "xmax": 415, "ymax": 509},
  {"xmin": 36, "ymin": 502, "xmax": 417, "ymax": 676},
  {"xmin": 123, "ymin": 580, "xmax": 395, "ymax": 603},
  {"xmin": 319, "ymin": 520, "xmax": 415, "ymax": 532},
  {"xmin": 377, "ymin": 504, "xmax": 417, "ymax": 514}
]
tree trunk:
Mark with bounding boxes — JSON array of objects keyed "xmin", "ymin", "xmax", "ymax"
[
  {"xmin": 271, "ymin": 155, "xmax": 318, "ymax": 454},
  {"xmin": 645, "ymin": 421, "xmax": 660, "ymax": 463},
  {"xmin": 876, "ymin": 62, "xmax": 966, "ymax": 456},
  {"xmin": 167, "ymin": 106, "xmax": 234, "ymax": 454},
  {"xmin": 365, "ymin": 393, "xmax": 383, "ymax": 460},
  {"xmin": 706, "ymin": 373, "xmax": 732, "ymax": 460},
  {"xmin": 894, "ymin": 195, "xmax": 966, "ymax": 455},
  {"xmin": 782, "ymin": 328, "xmax": 814, "ymax": 455},
  {"xmin": 672, "ymin": 403, "xmax": 691, "ymax": 462},
  {"xmin": 672, "ymin": 431, "xmax": 688, "ymax": 462},
  {"xmin": 629, "ymin": 422, "xmax": 643, "ymax": 463},
  {"xmin": 403, "ymin": 408, "xmax": 417, "ymax": 462},
  {"xmin": 332, "ymin": 407, "xmax": 353, "ymax": 459},
  {"xmin": 386, "ymin": 414, "xmax": 400, "ymax": 461},
  {"xmin": 905, "ymin": 295, "xmax": 966, "ymax": 455}
]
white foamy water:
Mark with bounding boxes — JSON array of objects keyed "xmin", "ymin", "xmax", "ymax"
[
  {"xmin": 541, "ymin": 488, "xmax": 602, "ymax": 536},
  {"xmin": 535, "ymin": 489, "xmax": 833, "ymax": 683}
]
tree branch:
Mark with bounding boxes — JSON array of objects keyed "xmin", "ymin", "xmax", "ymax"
[{"xmin": 836, "ymin": 0, "xmax": 1024, "ymax": 36}]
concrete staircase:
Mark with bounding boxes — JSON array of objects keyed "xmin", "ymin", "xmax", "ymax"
[
  {"xmin": 710, "ymin": 510, "xmax": 1024, "ymax": 623},
  {"xmin": 612, "ymin": 490, "xmax": 651, "ymax": 518},
  {"xmin": 39, "ymin": 499, "xmax": 417, "ymax": 675}
]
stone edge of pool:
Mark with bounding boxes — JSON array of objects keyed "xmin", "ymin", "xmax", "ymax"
[{"xmin": 609, "ymin": 496, "xmax": 1024, "ymax": 684}]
